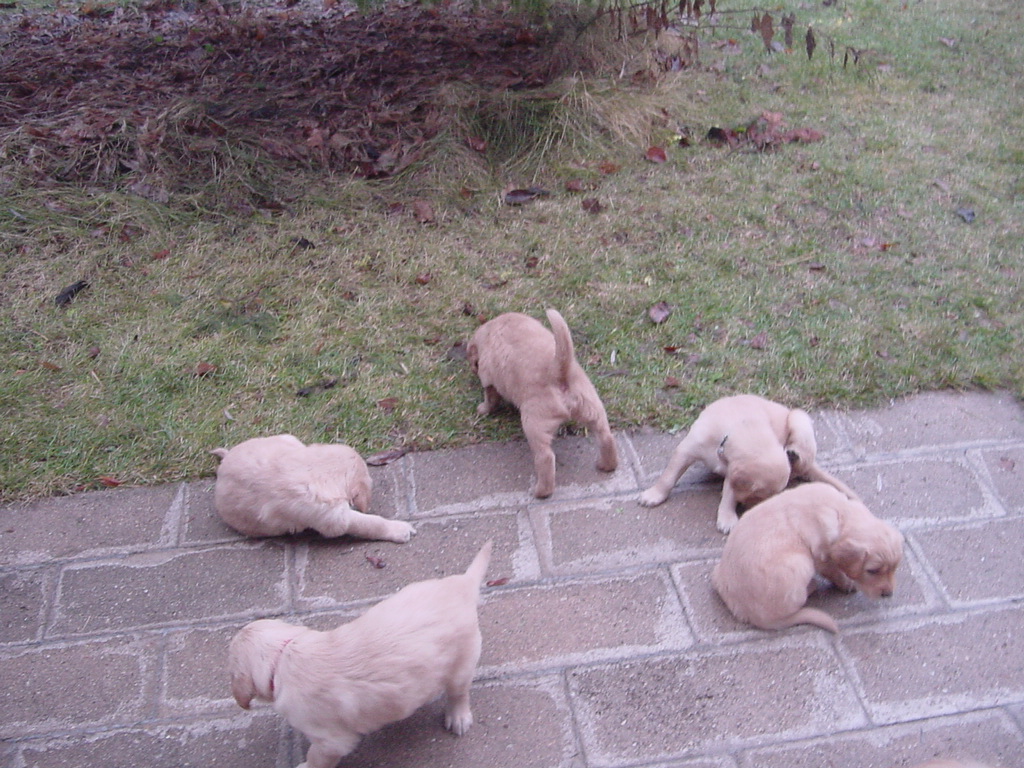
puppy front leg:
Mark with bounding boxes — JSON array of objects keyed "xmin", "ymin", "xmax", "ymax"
[
  {"xmin": 477, "ymin": 385, "xmax": 502, "ymax": 416},
  {"xmin": 443, "ymin": 680, "xmax": 475, "ymax": 736},
  {"xmin": 298, "ymin": 734, "xmax": 360, "ymax": 768},
  {"xmin": 322, "ymin": 509, "xmax": 415, "ymax": 544},
  {"xmin": 639, "ymin": 439, "xmax": 698, "ymax": 507},
  {"xmin": 716, "ymin": 482, "xmax": 741, "ymax": 534}
]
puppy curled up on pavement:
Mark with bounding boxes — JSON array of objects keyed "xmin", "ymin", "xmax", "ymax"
[
  {"xmin": 639, "ymin": 394, "xmax": 859, "ymax": 533},
  {"xmin": 211, "ymin": 434, "xmax": 414, "ymax": 543},
  {"xmin": 228, "ymin": 541, "xmax": 493, "ymax": 768},
  {"xmin": 712, "ymin": 482, "xmax": 903, "ymax": 634},
  {"xmin": 467, "ymin": 308, "xmax": 618, "ymax": 498}
]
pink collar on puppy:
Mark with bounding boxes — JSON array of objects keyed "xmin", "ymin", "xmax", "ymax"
[{"xmin": 269, "ymin": 636, "xmax": 296, "ymax": 697}]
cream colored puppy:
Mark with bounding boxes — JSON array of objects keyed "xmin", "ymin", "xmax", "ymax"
[
  {"xmin": 639, "ymin": 394, "xmax": 859, "ymax": 533},
  {"xmin": 712, "ymin": 482, "xmax": 903, "ymax": 634},
  {"xmin": 467, "ymin": 309, "xmax": 617, "ymax": 498},
  {"xmin": 229, "ymin": 541, "xmax": 492, "ymax": 768},
  {"xmin": 211, "ymin": 434, "xmax": 413, "ymax": 543}
]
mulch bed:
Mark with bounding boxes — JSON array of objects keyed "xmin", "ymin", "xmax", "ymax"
[{"xmin": 0, "ymin": 0, "xmax": 569, "ymax": 198}]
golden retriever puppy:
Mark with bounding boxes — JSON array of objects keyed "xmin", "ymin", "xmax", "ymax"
[
  {"xmin": 229, "ymin": 541, "xmax": 493, "ymax": 768},
  {"xmin": 211, "ymin": 434, "xmax": 414, "ymax": 543},
  {"xmin": 639, "ymin": 394, "xmax": 859, "ymax": 533},
  {"xmin": 711, "ymin": 482, "xmax": 903, "ymax": 634},
  {"xmin": 467, "ymin": 309, "xmax": 617, "ymax": 498}
]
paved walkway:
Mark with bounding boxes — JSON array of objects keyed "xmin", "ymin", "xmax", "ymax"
[{"xmin": 3, "ymin": 390, "xmax": 1024, "ymax": 768}]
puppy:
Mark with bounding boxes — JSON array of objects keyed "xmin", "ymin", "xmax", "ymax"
[
  {"xmin": 711, "ymin": 482, "xmax": 903, "ymax": 634},
  {"xmin": 467, "ymin": 309, "xmax": 617, "ymax": 498},
  {"xmin": 229, "ymin": 541, "xmax": 492, "ymax": 768},
  {"xmin": 211, "ymin": 434, "xmax": 414, "ymax": 543},
  {"xmin": 639, "ymin": 394, "xmax": 859, "ymax": 533}
]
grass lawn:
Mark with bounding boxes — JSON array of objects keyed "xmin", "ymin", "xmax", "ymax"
[{"xmin": 1, "ymin": 0, "xmax": 1021, "ymax": 500}]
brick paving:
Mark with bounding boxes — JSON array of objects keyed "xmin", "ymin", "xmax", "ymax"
[{"xmin": 2, "ymin": 390, "xmax": 1024, "ymax": 768}]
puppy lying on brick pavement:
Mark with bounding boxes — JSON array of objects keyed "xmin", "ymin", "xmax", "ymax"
[
  {"xmin": 467, "ymin": 308, "xmax": 617, "ymax": 498},
  {"xmin": 712, "ymin": 482, "xmax": 903, "ymax": 634},
  {"xmin": 211, "ymin": 434, "xmax": 414, "ymax": 543},
  {"xmin": 229, "ymin": 541, "xmax": 492, "ymax": 768},
  {"xmin": 639, "ymin": 394, "xmax": 859, "ymax": 533}
]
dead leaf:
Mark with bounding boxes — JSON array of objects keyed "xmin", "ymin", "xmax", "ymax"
[
  {"xmin": 645, "ymin": 146, "xmax": 668, "ymax": 163},
  {"xmin": 648, "ymin": 301, "xmax": 673, "ymax": 324},
  {"xmin": 364, "ymin": 554, "xmax": 386, "ymax": 569},
  {"xmin": 415, "ymin": 272, "xmax": 432, "ymax": 285},
  {"xmin": 377, "ymin": 397, "xmax": 399, "ymax": 412},
  {"xmin": 87, "ymin": 346, "xmax": 101, "ymax": 359},
  {"xmin": 598, "ymin": 161, "xmax": 621, "ymax": 175},
  {"xmin": 504, "ymin": 187, "xmax": 550, "ymax": 205},
  {"xmin": 365, "ymin": 446, "xmax": 410, "ymax": 466},
  {"xmin": 565, "ymin": 179, "xmax": 596, "ymax": 193},
  {"xmin": 664, "ymin": 376, "xmax": 681, "ymax": 389},
  {"xmin": 581, "ymin": 197, "xmax": 603, "ymax": 214},
  {"xmin": 467, "ymin": 136, "xmax": 487, "ymax": 152},
  {"xmin": 55, "ymin": 280, "xmax": 89, "ymax": 307},
  {"xmin": 486, "ymin": 577, "xmax": 510, "ymax": 587},
  {"xmin": 152, "ymin": 248, "xmax": 171, "ymax": 260},
  {"xmin": 412, "ymin": 200, "xmax": 434, "ymax": 223},
  {"xmin": 938, "ymin": 37, "xmax": 958, "ymax": 49},
  {"xmin": 748, "ymin": 332, "xmax": 769, "ymax": 350},
  {"xmin": 40, "ymin": 361, "xmax": 62, "ymax": 372},
  {"xmin": 193, "ymin": 362, "xmax": 217, "ymax": 377},
  {"xmin": 98, "ymin": 476, "xmax": 123, "ymax": 487}
]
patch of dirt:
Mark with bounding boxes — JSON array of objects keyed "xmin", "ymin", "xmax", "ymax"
[{"xmin": 0, "ymin": 0, "xmax": 573, "ymax": 204}]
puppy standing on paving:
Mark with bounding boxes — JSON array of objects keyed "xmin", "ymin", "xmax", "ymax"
[
  {"xmin": 639, "ymin": 394, "xmax": 859, "ymax": 533},
  {"xmin": 211, "ymin": 434, "xmax": 414, "ymax": 543},
  {"xmin": 468, "ymin": 308, "xmax": 618, "ymax": 498},
  {"xmin": 229, "ymin": 541, "xmax": 493, "ymax": 768},
  {"xmin": 712, "ymin": 482, "xmax": 903, "ymax": 634}
]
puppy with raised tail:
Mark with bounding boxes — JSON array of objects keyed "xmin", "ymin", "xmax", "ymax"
[
  {"xmin": 211, "ymin": 434, "xmax": 414, "ymax": 543},
  {"xmin": 639, "ymin": 394, "xmax": 859, "ymax": 533},
  {"xmin": 229, "ymin": 541, "xmax": 493, "ymax": 768},
  {"xmin": 467, "ymin": 308, "xmax": 617, "ymax": 498},
  {"xmin": 712, "ymin": 482, "xmax": 903, "ymax": 634}
]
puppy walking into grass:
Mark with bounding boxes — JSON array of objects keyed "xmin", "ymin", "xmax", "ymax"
[
  {"xmin": 468, "ymin": 308, "xmax": 618, "ymax": 498},
  {"xmin": 211, "ymin": 434, "xmax": 414, "ymax": 543},
  {"xmin": 229, "ymin": 541, "xmax": 493, "ymax": 768},
  {"xmin": 639, "ymin": 394, "xmax": 859, "ymax": 533},
  {"xmin": 712, "ymin": 483, "xmax": 903, "ymax": 634}
]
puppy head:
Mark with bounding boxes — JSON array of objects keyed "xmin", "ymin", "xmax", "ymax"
[
  {"xmin": 831, "ymin": 512, "xmax": 904, "ymax": 598},
  {"xmin": 228, "ymin": 619, "xmax": 303, "ymax": 709},
  {"xmin": 728, "ymin": 453, "xmax": 790, "ymax": 509}
]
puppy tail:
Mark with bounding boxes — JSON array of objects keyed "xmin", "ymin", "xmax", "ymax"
[
  {"xmin": 464, "ymin": 539, "xmax": 493, "ymax": 588},
  {"xmin": 545, "ymin": 308, "xmax": 575, "ymax": 385},
  {"xmin": 210, "ymin": 448, "xmax": 229, "ymax": 460},
  {"xmin": 777, "ymin": 607, "xmax": 839, "ymax": 634}
]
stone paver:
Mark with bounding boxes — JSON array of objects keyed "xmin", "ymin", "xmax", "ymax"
[{"xmin": 2, "ymin": 391, "xmax": 1024, "ymax": 768}]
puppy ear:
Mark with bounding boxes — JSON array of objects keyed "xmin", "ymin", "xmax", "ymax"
[
  {"xmin": 231, "ymin": 671, "xmax": 256, "ymax": 710},
  {"xmin": 832, "ymin": 538, "xmax": 868, "ymax": 579}
]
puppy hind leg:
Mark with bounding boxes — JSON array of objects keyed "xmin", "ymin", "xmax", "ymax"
[
  {"xmin": 801, "ymin": 463, "xmax": 861, "ymax": 502},
  {"xmin": 320, "ymin": 508, "xmax": 415, "ymax": 544},
  {"xmin": 522, "ymin": 414, "xmax": 558, "ymax": 498},
  {"xmin": 639, "ymin": 438, "xmax": 699, "ymax": 507}
]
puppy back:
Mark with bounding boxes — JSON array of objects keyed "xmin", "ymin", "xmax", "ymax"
[
  {"xmin": 545, "ymin": 309, "xmax": 575, "ymax": 385},
  {"xmin": 464, "ymin": 539, "xmax": 493, "ymax": 587}
]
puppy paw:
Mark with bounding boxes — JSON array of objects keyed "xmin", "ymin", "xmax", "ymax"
[
  {"xmin": 476, "ymin": 402, "xmax": 492, "ymax": 416},
  {"xmin": 444, "ymin": 707, "xmax": 473, "ymax": 736},
  {"xmin": 388, "ymin": 521, "xmax": 416, "ymax": 543},
  {"xmin": 532, "ymin": 482, "xmax": 554, "ymax": 499},
  {"xmin": 638, "ymin": 487, "xmax": 667, "ymax": 507},
  {"xmin": 715, "ymin": 513, "xmax": 738, "ymax": 534}
]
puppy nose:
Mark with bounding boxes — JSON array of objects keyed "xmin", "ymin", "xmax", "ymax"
[{"xmin": 881, "ymin": 589, "xmax": 893, "ymax": 598}]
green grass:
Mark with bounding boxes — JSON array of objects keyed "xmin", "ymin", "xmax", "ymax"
[{"xmin": 2, "ymin": 0, "xmax": 1022, "ymax": 500}]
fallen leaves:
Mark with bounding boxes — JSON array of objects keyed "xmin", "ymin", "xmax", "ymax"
[
  {"xmin": 365, "ymin": 446, "xmax": 410, "ymax": 466},
  {"xmin": 706, "ymin": 111, "xmax": 825, "ymax": 152},
  {"xmin": 503, "ymin": 187, "xmax": 550, "ymax": 206},
  {"xmin": 648, "ymin": 301, "xmax": 673, "ymax": 324},
  {"xmin": 55, "ymin": 280, "xmax": 89, "ymax": 307},
  {"xmin": 645, "ymin": 146, "xmax": 668, "ymax": 164}
]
